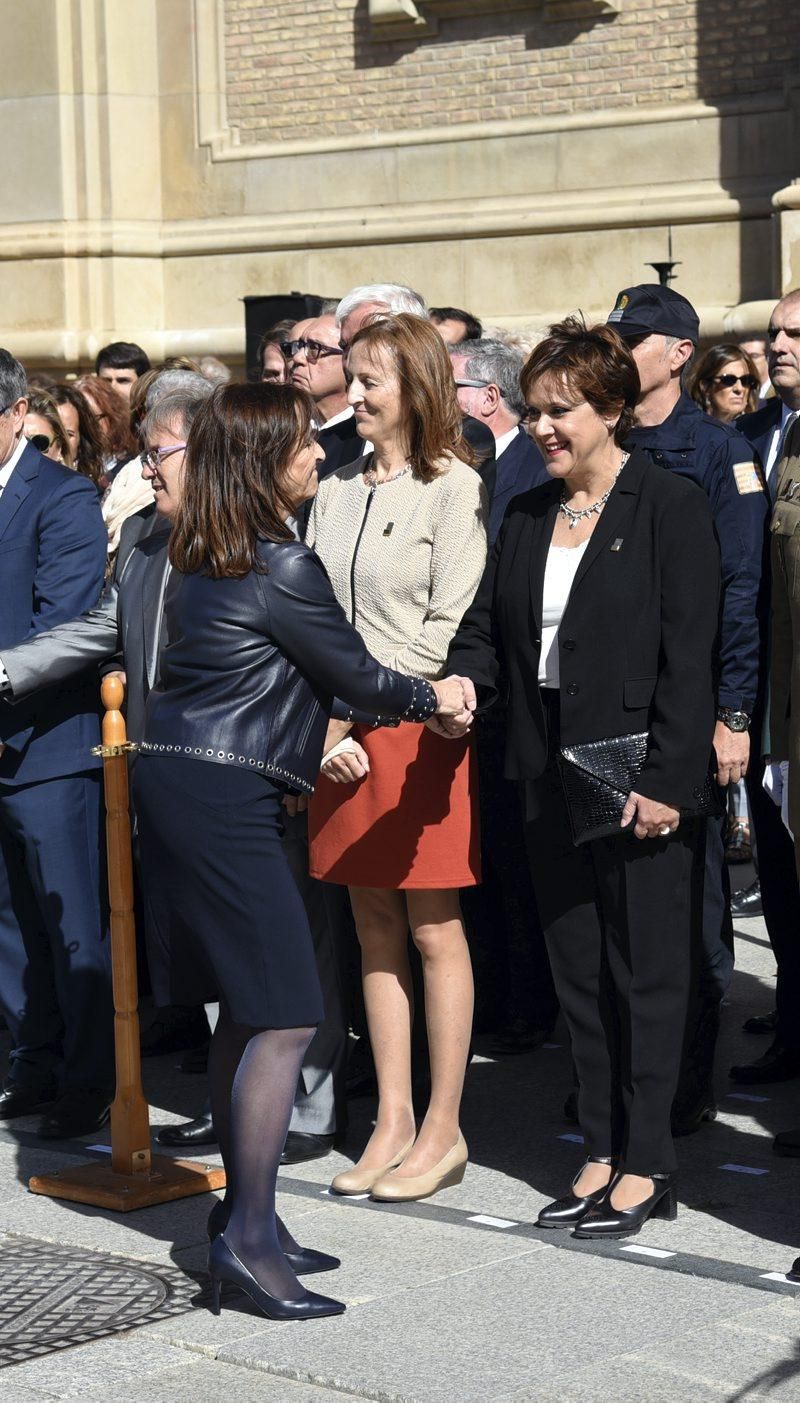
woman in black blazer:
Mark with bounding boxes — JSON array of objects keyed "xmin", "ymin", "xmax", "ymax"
[
  {"xmin": 132, "ymin": 384, "xmax": 473, "ymax": 1320},
  {"xmin": 446, "ymin": 319, "xmax": 721, "ymax": 1238}
]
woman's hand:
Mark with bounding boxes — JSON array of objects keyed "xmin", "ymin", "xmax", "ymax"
[
  {"xmin": 621, "ymin": 792, "xmax": 680, "ymax": 840},
  {"xmin": 321, "ymin": 740, "xmax": 370, "ymax": 784},
  {"xmin": 432, "ymin": 675, "xmax": 477, "ymax": 717},
  {"xmin": 322, "ymin": 718, "xmax": 354, "ymax": 753}
]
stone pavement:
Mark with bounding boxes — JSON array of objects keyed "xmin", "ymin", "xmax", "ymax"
[{"xmin": 0, "ymin": 902, "xmax": 799, "ymax": 1402}]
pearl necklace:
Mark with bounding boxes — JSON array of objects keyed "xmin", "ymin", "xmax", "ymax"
[{"xmin": 558, "ymin": 453, "xmax": 629, "ymax": 530}]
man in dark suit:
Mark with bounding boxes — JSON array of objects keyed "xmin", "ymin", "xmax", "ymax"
[
  {"xmin": 449, "ymin": 339, "xmax": 556, "ymax": 1048},
  {"xmin": 0, "ymin": 348, "xmax": 111, "ymax": 1138},
  {"xmin": 733, "ymin": 291, "xmax": 800, "ymax": 1093},
  {"xmin": 2, "ymin": 384, "xmax": 348, "ymax": 1164},
  {"xmin": 450, "ymin": 339, "xmax": 549, "ymax": 545},
  {"xmin": 286, "ymin": 313, "xmax": 365, "ymax": 480}
]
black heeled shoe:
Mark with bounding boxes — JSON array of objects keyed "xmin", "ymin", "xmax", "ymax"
[
  {"xmin": 573, "ymin": 1173, "xmax": 677, "ymax": 1239},
  {"xmin": 537, "ymin": 1156, "xmax": 616, "ymax": 1229},
  {"xmin": 208, "ymin": 1235, "xmax": 345, "ymax": 1320},
  {"xmin": 206, "ymin": 1200, "xmax": 340, "ymax": 1274}
]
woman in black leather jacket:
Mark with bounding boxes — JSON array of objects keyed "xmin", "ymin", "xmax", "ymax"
[{"xmin": 132, "ymin": 383, "xmax": 473, "ymax": 1323}]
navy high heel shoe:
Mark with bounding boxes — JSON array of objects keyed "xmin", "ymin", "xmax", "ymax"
[
  {"xmin": 207, "ymin": 1235, "xmax": 345, "ymax": 1320},
  {"xmin": 206, "ymin": 1201, "xmax": 340, "ymax": 1274},
  {"xmin": 536, "ymin": 1156, "xmax": 616, "ymax": 1229},
  {"xmin": 573, "ymin": 1173, "xmax": 677, "ymax": 1240}
]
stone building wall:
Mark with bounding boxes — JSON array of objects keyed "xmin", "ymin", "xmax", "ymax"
[{"xmin": 224, "ymin": 0, "xmax": 799, "ymax": 143}]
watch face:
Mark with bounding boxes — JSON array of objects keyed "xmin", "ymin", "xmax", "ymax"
[{"xmin": 726, "ymin": 715, "xmax": 748, "ymax": 731}]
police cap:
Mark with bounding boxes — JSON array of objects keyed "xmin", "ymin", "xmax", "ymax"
[{"xmin": 607, "ymin": 285, "xmax": 700, "ymax": 343}]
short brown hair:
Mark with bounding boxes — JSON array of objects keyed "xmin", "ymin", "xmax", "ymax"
[
  {"xmin": 520, "ymin": 316, "xmax": 640, "ymax": 445},
  {"xmin": 169, "ymin": 383, "xmax": 314, "ymax": 579},
  {"xmin": 349, "ymin": 312, "xmax": 476, "ymax": 481}
]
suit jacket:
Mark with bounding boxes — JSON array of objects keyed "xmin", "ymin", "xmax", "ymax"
[
  {"xmin": 318, "ymin": 412, "xmax": 365, "ymax": 482},
  {"xmin": 0, "ymin": 443, "xmax": 108, "ymax": 784},
  {"xmin": 461, "ymin": 414, "xmax": 496, "ymax": 504},
  {"xmin": 490, "ymin": 428, "xmax": 549, "ymax": 546},
  {"xmin": 446, "ymin": 446, "xmax": 721, "ymax": 810},
  {"xmin": 2, "ymin": 504, "xmax": 168, "ymax": 747},
  {"xmin": 738, "ymin": 397, "xmax": 782, "ymax": 497}
]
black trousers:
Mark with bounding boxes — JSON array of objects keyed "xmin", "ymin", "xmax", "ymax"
[
  {"xmin": 746, "ymin": 756, "xmax": 800, "ymax": 1053},
  {"xmin": 523, "ymin": 694, "xmax": 697, "ymax": 1175}
]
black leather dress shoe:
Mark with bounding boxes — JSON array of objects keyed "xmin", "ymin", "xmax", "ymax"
[
  {"xmin": 743, "ymin": 1009, "xmax": 778, "ymax": 1035},
  {"xmin": 574, "ymin": 1174, "xmax": 677, "ymax": 1240},
  {"xmin": 157, "ymin": 1114, "xmax": 216, "ymax": 1147},
  {"xmin": 730, "ymin": 880, "xmax": 763, "ymax": 918},
  {"xmin": 36, "ymin": 1089, "xmax": 111, "ymax": 1139},
  {"xmin": 280, "ymin": 1132, "xmax": 335, "ymax": 1165},
  {"xmin": 788, "ymin": 1257, "xmax": 800, "ymax": 1283},
  {"xmin": 0, "ymin": 1082, "xmax": 56, "ymax": 1120},
  {"xmin": 537, "ymin": 1157, "xmax": 615, "ymax": 1229},
  {"xmin": 773, "ymin": 1127, "xmax": 800, "ymax": 1158},
  {"xmin": 729, "ymin": 1044, "xmax": 800, "ymax": 1085}
]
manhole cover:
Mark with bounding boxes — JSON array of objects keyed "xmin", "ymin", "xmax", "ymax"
[{"xmin": 0, "ymin": 1234, "xmax": 200, "ymax": 1366}]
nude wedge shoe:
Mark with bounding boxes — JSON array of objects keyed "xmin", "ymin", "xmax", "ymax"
[
  {"xmin": 369, "ymin": 1132, "xmax": 468, "ymax": 1202},
  {"xmin": 330, "ymin": 1135, "xmax": 416, "ymax": 1196}
]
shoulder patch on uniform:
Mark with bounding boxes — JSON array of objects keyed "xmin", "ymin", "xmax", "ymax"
[{"xmin": 733, "ymin": 462, "xmax": 764, "ymax": 495}]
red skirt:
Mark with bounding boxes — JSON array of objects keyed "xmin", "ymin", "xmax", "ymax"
[{"xmin": 308, "ymin": 723, "xmax": 481, "ymax": 890}]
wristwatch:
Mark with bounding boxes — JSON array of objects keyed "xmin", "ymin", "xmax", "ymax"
[{"xmin": 717, "ymin": 707, "xmax": 750, "ymax": 733}]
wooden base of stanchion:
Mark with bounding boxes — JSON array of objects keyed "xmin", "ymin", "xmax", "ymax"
[{"xmin": 29, "ymin": 1155, "xmax": 226, "ymax": 1213}]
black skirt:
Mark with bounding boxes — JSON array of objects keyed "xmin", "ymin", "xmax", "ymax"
[{"xmin": 132, "ymin": 755, "xmax": 324, "ymax": 1027}]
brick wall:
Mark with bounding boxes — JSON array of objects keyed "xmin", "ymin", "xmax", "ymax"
[{"xmin": 223, "ymin": 0, "xmax": 799, "ymax": 144}]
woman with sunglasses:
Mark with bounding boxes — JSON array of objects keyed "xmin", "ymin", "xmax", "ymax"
[
  {"xmin": 689, "ymin": 344, "xmax": 761, "ymax": 422},
  {"xmin": 24, "ymin": 391, "xmax": 72, "ymax": 467}
]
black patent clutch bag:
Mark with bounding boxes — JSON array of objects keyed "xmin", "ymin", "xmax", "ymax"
[{"xmin": 558, "ymin": 731, "xmax": 720, "ymax": 846}]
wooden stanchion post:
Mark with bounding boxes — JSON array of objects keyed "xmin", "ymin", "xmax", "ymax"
[{"xmin": 29, "ymin": 676, "xmax": 225, "ymax": 1211}]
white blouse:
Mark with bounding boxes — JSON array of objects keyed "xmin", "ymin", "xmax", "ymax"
[{"xmin": 538, "ymin": 540, "xmax": 589, "ymax": 688}]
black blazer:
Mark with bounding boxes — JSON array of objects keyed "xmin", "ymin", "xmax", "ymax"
[
  {"xmin": 143, "ymin": 540, "xmax": 434, "ymax": 793},
  {"xmin": 447, "ymin": 447, "xmax": 721, "ymax": 809}
]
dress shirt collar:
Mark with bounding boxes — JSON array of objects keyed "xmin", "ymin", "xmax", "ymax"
[
  {"xmin": 319, "ymin": 405, "xmax": 354, "ymax": 432},
  {"xmin": 494, "ymin": 425, "xmax": 521, "ymax": 461},
  {"xmin": 0, "ymin": 433, "xmax": 28, "ymax": 494}
]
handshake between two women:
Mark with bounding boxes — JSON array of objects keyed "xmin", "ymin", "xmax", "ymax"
[{"xmin": 320, "ymin": 674, "xmax": 477, "ymax": 787}]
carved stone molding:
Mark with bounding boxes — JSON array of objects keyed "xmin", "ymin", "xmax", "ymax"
[{"xmin": 367, "ymin": 0, "xmax": 619, "ymax": 41}]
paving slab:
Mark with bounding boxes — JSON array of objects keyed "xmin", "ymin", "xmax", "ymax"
[
  {"xmin": 79, "ymin": 1356, "xmax": 368, "ymax": 1402},
  {"xmin": 217, "ymin": 1248, "xmax": 768, "ymax": 1403},
  {"xmin": 0, "ymin": 1337, "xmax": 193, "ymax": 1399},
  {"xmin": 499, "ymin": 1297, "xmax": 800, "ymax": 1401}
]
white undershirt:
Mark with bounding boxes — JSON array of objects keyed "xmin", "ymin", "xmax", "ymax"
[{"xmin": 538, "ymin": 540, "xmax": 589, "ymax": 687}]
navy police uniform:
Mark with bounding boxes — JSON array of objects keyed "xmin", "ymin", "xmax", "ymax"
[{"xmin": 608, "ymin": 285, "xmax": 768, "ymax": 1127}]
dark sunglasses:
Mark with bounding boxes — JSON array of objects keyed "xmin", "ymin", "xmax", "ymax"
[
  {"xmin": 712, "ymin": 374, "xmax": 757, "ymax": 390},
  {"xmin": 26, "ymin": 432, "xmax": 54, "ymax": 452},
  {"xmin": 280, "ymin": 338, "xmax": 343, "ymax": 364}
]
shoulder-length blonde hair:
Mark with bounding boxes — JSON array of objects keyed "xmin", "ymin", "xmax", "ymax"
[
  {"xmin": 169, "ymin": 382, "xmax": 314, "ymax": 579},
  {"xmin": 349, "ymin": 312, "xmax": 476, "ymax": 482}
]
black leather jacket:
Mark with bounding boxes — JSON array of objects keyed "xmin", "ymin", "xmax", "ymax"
[{"xmin": 139, "ymin": 539, "xmax": 436, "ymax": 793}]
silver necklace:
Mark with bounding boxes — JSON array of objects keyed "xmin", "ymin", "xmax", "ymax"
[
  {"xmin": 558, "ymin": 453, "xmax": 629, "ymax": 529},
  {"xmin": 363, "ymin": 464, "xmax": 411, "ymax": 489}
]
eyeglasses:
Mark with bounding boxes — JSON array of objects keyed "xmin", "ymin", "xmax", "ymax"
[
  {"xmin": 453, "ymin": 378, "xmax": 493, "ymax": 389},
  {"xmin": 26, "ymin": 432, "xmax": 54, "ymax": 453},
  {"xmin": 712, "ymin": 374, "xmax": 757, "ymax": 390},
  {"xmin": 280, "ymin": 338, "xmax": 343, "ymax": 364},
  {"xmin": 141, "ymin": 443, "xmax": 187, "ymax": 470}
]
